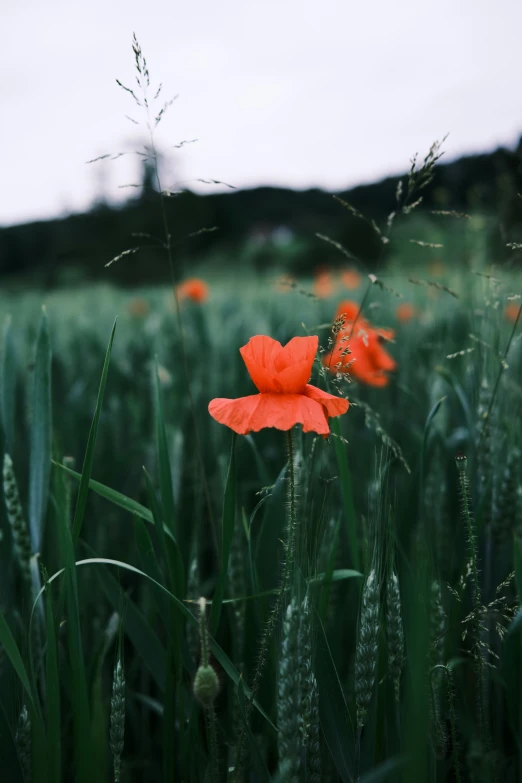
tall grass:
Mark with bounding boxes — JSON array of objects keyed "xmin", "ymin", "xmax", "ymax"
[{"xmin": 0, "ymin": 34, "xmax": 521, "ymax": 783}]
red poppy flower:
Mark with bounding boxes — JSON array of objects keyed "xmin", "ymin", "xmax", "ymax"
[
  {"xmin": 176, "ymin": 278, "xmax": 209, "ymax": 303},
  {"xmin": 396, "ymin": 302, "xmax": 417, "ymax": 323},
  {"xmin": 505, "ymin": 302, "xmax": 521, "ymax": 324},
  {"xmin": 209, "ymin": 335, "xmax": 348, "ymax": 436},
  {"xmin": 323, "ymin": 301, "xmax": 396, "ymax": 387},
  {"xmin": 334, "ymin": 301, "xmax": 395, "ymax": 341}
]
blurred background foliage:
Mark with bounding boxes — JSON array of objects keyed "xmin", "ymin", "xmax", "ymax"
[{"xmin": 2, "ymin": 138, "xmax": 522, "ymax": 288}]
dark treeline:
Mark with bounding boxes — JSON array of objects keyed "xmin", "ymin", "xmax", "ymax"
[{"xmin": 2, "ymin": 139, "xmax": 522, "ymax": 285}]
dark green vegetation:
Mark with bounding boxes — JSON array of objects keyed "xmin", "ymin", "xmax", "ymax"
[
  {"xmin": 2, "ymin": 34, "xmax": 522, "ymax": 783},
  {"xmin": 0, "ymin": 236, "xmax": 521, "ymax": 781},
  {"xmin": 2, "ymin": 138, "xmax": 522, "ymax": 286}
]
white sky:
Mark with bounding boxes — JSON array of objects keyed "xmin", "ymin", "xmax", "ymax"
[{"xmin": 2, "ymin": 0, "xmax": 522, "ymax": 226}]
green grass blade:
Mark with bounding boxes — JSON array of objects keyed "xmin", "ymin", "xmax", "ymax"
[
  {"xmin": 43, "ymin": 570, "xmax": 61, "ymax": 783},
  {"xmin": 142, "ymin": 466, "xmax": 185, "ymax": 597},
  {"xmin": 209, "ymin": 433, "xmax": 236, "ymax": 635},
  {"xmin": 71, "ymin": 319, "xmax": 117, "ymax": 544},
  {"xmin": 330, "ymin": 416, "xmax": 360, "ymax": 571},
  {"xmin": 154, "ymin": 359, "xmax": 176, "ymax": 537},
  {"xmin": 28, "ymin": 307, "xmax": 52, "ymax": 552},
  {"xmin": 54, "ymin": 491, "xmax": 93, "ymax": 783},
  {"xmin": 94, "ymin": 556, "xmax": 167, "ymax": 691},
  {"xmin": 0, "ymin": 613, "xmax": 49, "ymax": 781},
  {"xmin": 55, "ymin": 460, "xmax": 153, "ymax": 522},
  {"xmin": 0, "ymin": 613, "xmax": 36, "ymax": 707},
  {"xmin": 53, "ymin": 461, "xmax": 181, "ymax": 552},
  {"xmin": 315, "ymin": 613, "xmax": 355, "ymax": 782},
  {"xmin": 418, "ymin": 395, "xmax": 446, "ymax": 521},
  {"xmin": 1, "ymin": 314, "xmax": 16, "ymax": 451},
  {"xmin": 31, "ymin": 557, "xmax": 275, "ymax": 730}
]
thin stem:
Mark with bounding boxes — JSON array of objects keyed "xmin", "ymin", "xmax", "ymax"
[
  {"xmin": 199, "ymin": 598, "xmax": 209, "ymax": 666},
  {"xmin": 286, "ymin": 429, "xmax": 297, "ymax": 573},
  {"xmin": 456, "ymin": 457, "xmax": 486, "ymax": 742},
  {"xmin": 143, "ymin": 90, "xmax": 218, "ymax": 553},
  {"xmin": 206, "ymin": 705, "xmax": 219, "ymax": 782},
  {"xmin": 479, "ymin": 303, "xmax": 521, "ymax": 449}
]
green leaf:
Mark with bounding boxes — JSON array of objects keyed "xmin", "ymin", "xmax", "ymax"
[
  {"xmin": 309, "ymin": 568, "xmax": 363, "ymax": 585},
  {"xmin": 1, "ymin": 315, "xmax": 16, "ymax": 451},
  {"xmin": 72, "ymin": 319, "xmax": 117, "ymax": 544},
  {"xmin": 93, "ymin": 556, "xmax": 166, "ymax": 691},
  {"xmin": 0, "ymin": 613, "xmax": 35, "ymax": 706},
  {"xmin": 29, "ymin": 307, "xmax": 52, "ymax": 552},
  {"xmin": 209, "ymin": 434, "xmax": 236, "ymax": 635},
  {"xmin": 154, "ymin": 359, "xmax": 176, "ymax": 537},
  {"xmin": 31, "ymin": 556, "xmax": 275, "ymax": 731}
]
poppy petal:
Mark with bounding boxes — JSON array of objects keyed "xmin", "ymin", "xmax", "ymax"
[
  {"xmin": 303, "ymin": 384, "xmax": 349, "ymax": 417},
  {"xmin": 273, "ymin": 336, "xmax": 318, "ymax": 393},
  {"xmin": 208, "ymin": 395, "xmax": 261, "ymax": 434},
  {"xmin": 248, "ymin": 393, "xmax": 330, "ymax": 435},
  {"xmin": 335, "ymin": 301, "xmax": 361, "ymax": 322},
  {"xmin": 240, "ymin": 336, "xmax": 283, "ymax": 392},
  {"xmin": 373, "ymin": 345, "xmax": 396, "ymax": 372}
]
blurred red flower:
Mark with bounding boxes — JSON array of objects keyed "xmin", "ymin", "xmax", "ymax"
[
  {"xmin": 323, "ymin": 300, "xmax": 396, "ymax": 387},
  {"xmin": 341, "ymin": 268, "xmax": 362, "ymax": 290},
  {"xmin": 128, "ymin": 297, "xmax": 150, "ymax": 317},
  {"xmin": 176, "ymin": 278, "xmax": 209, "ymax": 303},
  {"xmin": 313, "ymin": 272, "xmax": 334, "ymax": 299},
  {"xmin": 396, "ymin": 302, "xmax": 417, "ymax": 322},
  {"xmin": 209, "ymin": 335, "xmax": 348, "ymax": 435},
  {"xmin": 505, "ymin": 302, "xmax": 521, "ymax": 323}
]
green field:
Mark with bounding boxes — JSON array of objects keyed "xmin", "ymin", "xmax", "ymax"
[{"xmin": 1, "ymin": 208, "xmax": 521, "ymax": 783}]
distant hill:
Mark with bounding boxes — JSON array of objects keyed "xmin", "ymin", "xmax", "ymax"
[{"xmin": 2, "ymin": 139, "xmax": 521, "ymax": 285}]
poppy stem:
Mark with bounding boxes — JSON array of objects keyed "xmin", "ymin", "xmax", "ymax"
[{"xmin": 286, "ymin": 429, "xmax": 297, "ymax": 574}]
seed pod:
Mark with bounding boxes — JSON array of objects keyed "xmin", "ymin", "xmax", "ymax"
[
  {"xmin": 110, "ymin": 658, "xmax": 125, "ymax": 783},
  {"xmin": 193, "ymin": 664, "xmax": 220, "ymax": 707},
  {"xmin": 3, "ymin": 454, "xmax": 32, "ymax": 585},
  {"xmin": 355, "ymin": 569, "xmax": 380, "ymax": 729}
]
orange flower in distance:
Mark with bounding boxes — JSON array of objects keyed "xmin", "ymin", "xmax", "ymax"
[
  {"xmin": 341, "ymin": 268, "xmax": 362, "ymax": 290},
  {"xmin": 128, "ymin": 297, "xmax": 150, "ymax": 317},
  {"xmin": 176, "ymin": 278, "xmax": 209, "ymax": 303},
  {"xmin": 333, "ymin": 301, "xmax": 395, "ymax": 341},
  {"xmin": 209, "ymin": 335, "xmax": 348, "ymax": 436},
  {"xmin": 313, "ymin": 272, "xmax": 334, "ymax": 299},
  {"xmin": 505, "ymin": 302, "xmax": 521, "ymax": 323},
  {"xmin": 323, "ymin": 301, "xmax": 396, "ymax": 387},
  {"xmin": 396, "ymin": 302, "xmax": 417, "ymax": 323}
]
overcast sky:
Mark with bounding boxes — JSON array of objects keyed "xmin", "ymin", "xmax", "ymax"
[{"xmin": 3, "ymin": 0, "xmax": 521, "ymax": 226}]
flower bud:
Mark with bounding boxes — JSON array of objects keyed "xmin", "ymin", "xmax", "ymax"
[{"xmin": 193, "ymin": 664, "xmax": 219, "ymax": 707}]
